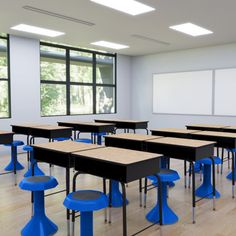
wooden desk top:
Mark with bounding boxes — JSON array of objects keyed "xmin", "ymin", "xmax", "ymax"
[
  {"xmin": 186, "ymin": 124, "xmax": 228, "ymax": 128},
  {"xmin": 31, "ymin": 125, "xmax": 72, "ymax": 130},
  {"xmin": 58, "ymin": 121, "xmax": 116, "ymax": 126},
  {"xmin": 151, "ymin": 128, "xmax": 199, "ymax": 134},
  {"xmin": 73, "ymin": 147, "xmax": 161, "ymax": 165},
  {"xmin": 224, "ymin": 126, "xmax": 236, "ymax": 130},
  {"xmin": 192, "ymin": 131, "xmax": 236, "ymax": 138},
  {"xmin": 95, "ymin": 119, "xmax": 148, "ymax": 123},
  {"xmin": 146, "ymin": 137, "xmax": 215, "ymax": 148},
  {"xmin": 0, "ymin": 130, "xmax": 14, "ymax": 135},
  {"xmin": 11, "ymin": 123, "xmax": 49, "ymax": 128},
  {"xmin": 104, "ymin": 133, "xmax": 161, "ymax": 141},
  {"xmin": 33, "ymin": 140, "xmax": 103, "ymax": 153}
]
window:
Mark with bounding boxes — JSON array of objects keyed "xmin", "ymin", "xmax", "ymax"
[
  {"xmin": 0, "ymin": 34, "xmax": 10, "ymax": 118},
  {"xmin": 40, "ymin": 42, "xmax": 116, "ymax": 116}
]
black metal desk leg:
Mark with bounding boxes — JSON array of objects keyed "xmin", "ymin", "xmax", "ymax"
[
  {"xmin": 184, "ymin": 160, "xmax": 187, "ymax": 188},
  {"xmin": 121, "ymin": 183, "xmax": 127, "ymax": 236},
  {"xmin": 103, "ymin": 178, "xmax": 107, "ymax": 222},
  {"xmin": 210, "ymin": 157, "xmax": 216, "ymax": 210},
  {"xmin": 146, "ymin": 128, "xmax": 149, "ymax": 135},
  {"xmin": 139, "ymin": 179, "xmax": 142, "ymax": 207},
  {"xmin": 66, "ymin": 168, "xmax": 70, "ymax": 236},
  {"xmin": 217, "ymin": 148, "xmax": 219, "ymax": 173},
  {"xmin": 232, "ymin": 151, "xmax": 235, "ymax": 198},
  {"xmin": 191, "ymin": 162, "xmax": 196, "ymax": 224},
  {"xmin": 109, "ymin": 180, "xmax": 112, "ymax": 224},
  {"xmin": 12, "ymin": 145, "xmax": 17, "ymax": 186},
  {"xmin": 221, "ymin": 148, "xmax": 224, "ymax": 174}
]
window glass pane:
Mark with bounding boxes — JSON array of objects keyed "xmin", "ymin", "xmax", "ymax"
[
  {"xmin": 96, "ymin": 86, "xmax": 115, "ymax": 113},
  {"xmin": 0, "ymin": 39, "xmax": 8, "ymax": 78},
  {"xmin": 70, "ymin": 85, "xmax": 93, "ymax": 114},
  {"xmin": 0, "ymin": 81, "xmax": 9, "ymax": 117},
  {"xmin": 41, "ymin": 84, "xmax": 66, "ymax": 116},
  {"xmin": 70, "ymin": 51, "xmax": 93, "ymax": 83},
  {"xmin": 40, "ymin": 46, "xmax": 66, "ymax": 81},
  {"xmin": 96, "ymin": 55, "xmax": 114, "ymax": 84}
]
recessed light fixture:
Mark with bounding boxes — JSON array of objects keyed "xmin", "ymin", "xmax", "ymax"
[
  {"xmin": 11, "ymin": 24, "xmax": 65, "ymax": 37},
  {"xmin": 169, "ymin": 23, "xmax": 213, "ymax": 37},
  {"xmin": 90, "ymin": 0, "xmax": 155, "ymax": 16},
  {"xmin": 91, "ymin": 41, "xmax": 129, "ymax": 50}
]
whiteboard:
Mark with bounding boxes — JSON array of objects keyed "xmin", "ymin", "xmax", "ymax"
[
  {"xmin": 214, "ymin": 68, "xmax": 236, "ymax": 116},
  {"xmin": 153, "ymin": 70, "xmax": 213, "ymax": 115}
]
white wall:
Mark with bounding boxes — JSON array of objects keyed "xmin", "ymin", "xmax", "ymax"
[
  {"xmin": 0, "ymin": 35, "xmax": 131, "ymax": 153},
  {"xmin": 131, "ymin": 43, "xmax": 236, "ymax": 129}
]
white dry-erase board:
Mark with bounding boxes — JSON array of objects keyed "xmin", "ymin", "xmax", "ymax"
[
  {"xmin": 153, "ymin": 70, "xmax": 213, "ymax": 115},
  {"xmin": 214, "ymin": 68, "xmax": 236, "ymax": 116}
]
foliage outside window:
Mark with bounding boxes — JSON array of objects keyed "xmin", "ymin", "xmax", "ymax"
[
  {"xmin": 0, "ymin": 35, "xmax": 10, "ymax": 118},
  {"xmin": 40, "ymin": 43, "xmax": 116, "ymax": 116}
]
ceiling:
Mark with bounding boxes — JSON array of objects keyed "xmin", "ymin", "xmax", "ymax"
[{"xmin": 1, "ymin": 0, "xmax": 236, "ymax": 56}]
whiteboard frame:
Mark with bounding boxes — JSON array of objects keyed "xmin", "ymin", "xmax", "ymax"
[
  {"xmin": 152, "ymin": 69, "xmax": 214, "ymax": 116},
  {"xmin": 152, "ymin": 66, "xmax": 236, "ymax": 117}
]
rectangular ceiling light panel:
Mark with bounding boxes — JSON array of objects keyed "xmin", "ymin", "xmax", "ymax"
[
  {"xmin": 169, "ymin": 23, "xmax": 213, "ymax": 36},
  {"xmin": 11, "ymin": 24, "xmax": 65, "ymax": 37},
  {"xmin": 90, "ymin": 0, "xmax": 155, "ymax": 16},
  {"xmin": 91, "ymin": 41, "xmax": 129, "ymax": 50}
]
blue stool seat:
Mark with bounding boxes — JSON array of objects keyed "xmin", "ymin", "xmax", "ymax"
[
  {"xmin": 4, "ymin": 140, "xmax": 24, "ymax": 171},
  {"xmin": 64, "ymin": 190, "xmax": 108, "ymax": 236},
  {"xmin": 23, "ymin": 145, "xmax": 45, "ymax": 177},
  {"xmin": 146, "ymin": 169, "xmax": 180, "ymax": 225},
  {"xmin": 195, "ymin": 156, "xmax": 221, "ymax": 199},
  {"xmin": 52, "ymin": 137, "xmax": 71, "ymax": 141},
  {"xmin": 74, "ymin": 138, "xmax": 92, "ymax": 144},
  {"xmin": 19, "ymin": 176, "xmax": 58, "ymax": 236},
  {"xmin": 20, "ymin": 176, "xmax": 58, "ymax": 191}
]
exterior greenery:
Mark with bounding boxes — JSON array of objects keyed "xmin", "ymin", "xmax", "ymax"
[
  {"xmin": 40, "ymin": 42, "xmax": 116, "ymax": 116},
  {"xmin": 0, "ymin": 36, "xmax": 10, "ymax": 118}
]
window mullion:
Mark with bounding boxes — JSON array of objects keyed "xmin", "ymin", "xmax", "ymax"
[
  {"xmin": 92, "ymin": 53, "xmax": 96, "ymax": 114},
  {"xmin": 66, "ymin": 49, "xmax": 70, "ymax": 115}
]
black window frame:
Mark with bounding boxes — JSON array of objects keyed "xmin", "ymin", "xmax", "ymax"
[
  {"xmin": 40, "ymin": 42, "xmax": 117, "ymax": 117},
  {"xmin": 0, "ymin": 34, "xmax": 11, "ymax": 119}
]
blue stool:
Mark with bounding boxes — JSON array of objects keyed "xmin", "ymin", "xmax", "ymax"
[
  {"xmin": 91, "ymin": 132, "xmax": 107, "ymax": 145},
  {"xmin": 146, "ymin": 169, "xmax": 180, "ymax": 225},
  {"xmin": 4, "ymin": 140, "xmax": 24, "ymax": 171},
  {"xmin": 52, "ymin": 137, "xmax": 71, "ymax": 141},
  {"xmin": 64, "ymin": 190, "xmax": 108, "ymax": 236},
  {"xmin": 19, "ymin": 176, "xmax": 58, "ymax": 236},
  {"xmin": 74, "ymin": 138, "xmax": 92, "ymax": 144},
  {"xmin": 226, "ymin": 148, "xmax": 236, "ymax": 180},
  {"xmin": 195, "ymin": 157, "xmax": 221, "ymax": 199},
  {"xmin": 161, "ymin": 157, "xmax": 175, "ymax": 187},
  {"xmin": 108, "ymin": 180, "xmax": 129, "ymax": 207},
  {"xmin": 23, "ymin": 145, "xmax": 45, "ymax": 177}
]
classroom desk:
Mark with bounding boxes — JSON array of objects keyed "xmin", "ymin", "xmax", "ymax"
[
  {"xmin": 71, "ymin": 147, "xmax": 162, "ymax": 236},
  {"xmin": 12, "ymin": 123, "xmax": 72, "ymax": 146},
  {"xmin": 94, "ymin": 119, "xmax": 149, "ymax": 134},
  {"xmin": 57, "ymin": 121, "xmax": 115, "ymax": 141},
  {"xmin": 145, "ymin": 137, "xmax": 215, "ymax": 223},
  {"xmin": 151, "ymin": 128, "xmax": 199, "ymax": 138},
  {"xmin": 106, "ymin": 134, "xmax": 215, "ymax": 223},
  {"xmin": 186, "ymin": 124, "xmax": 229, "ymax": 132},
  {"xmin": 222, "ymin": 126, "xmax": 236, "ymax": 133},
  {"xmin": 104, "ymin": 133, "xmax": 162, "ymax": 151},
  {"xmin": 0, "ymin": 130, "xmax": 14, "ymax": 144},
  {"xmin": 32, "ymin": 140, "xmax": 104, "ymax": 236}
]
